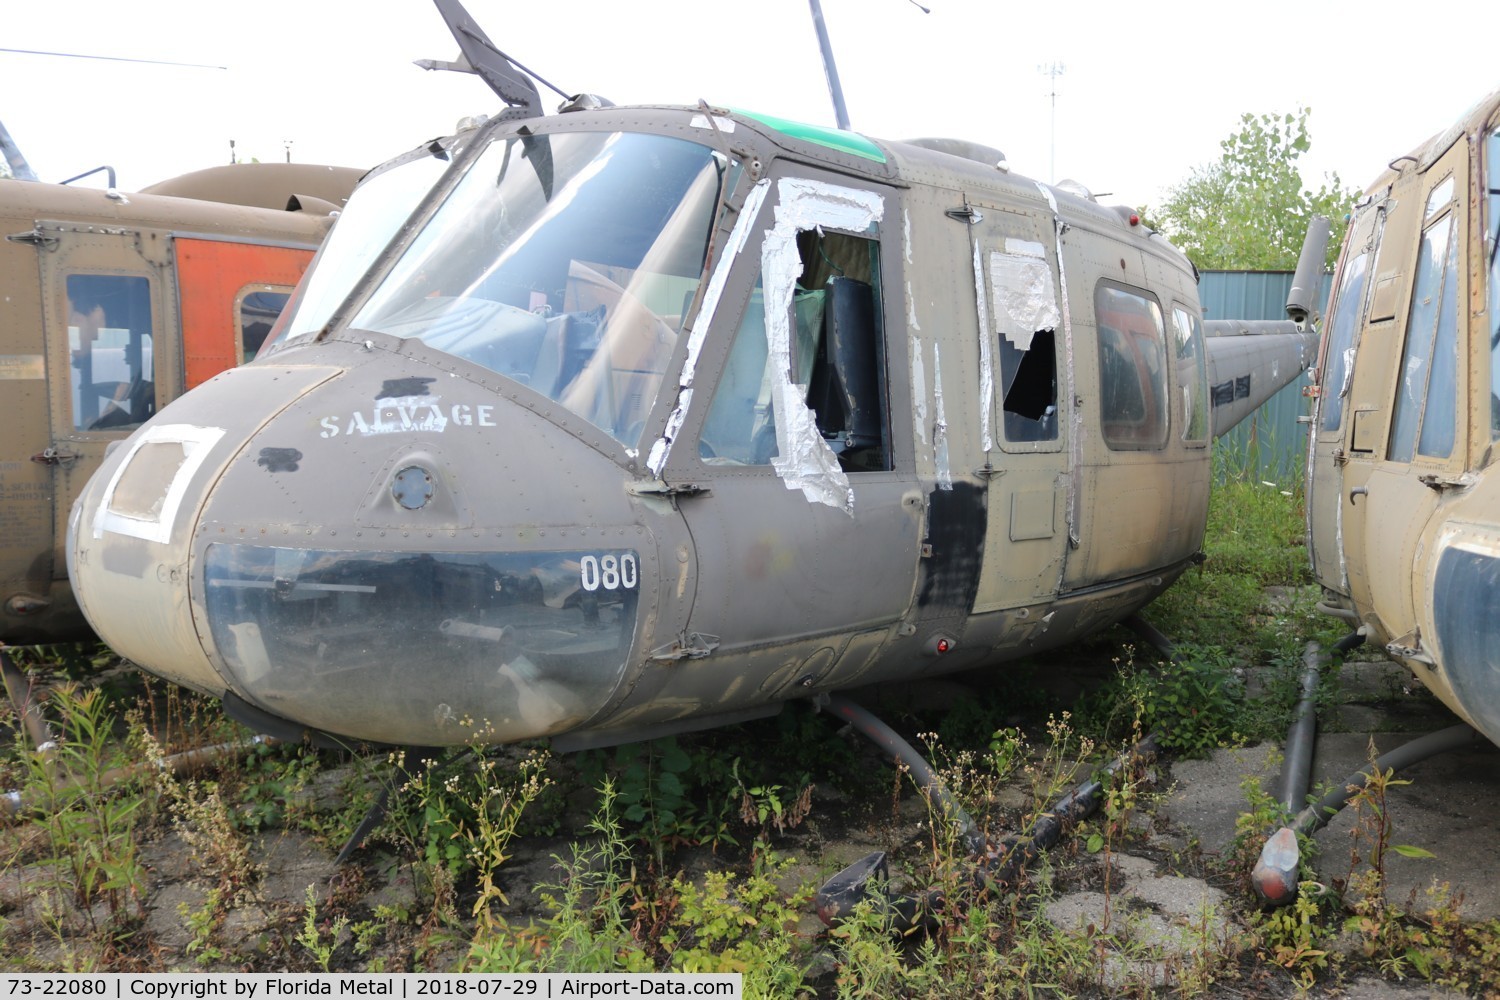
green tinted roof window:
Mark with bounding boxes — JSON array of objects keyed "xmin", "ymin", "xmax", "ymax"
[{"xmin": 733, "ymin": 109, "xmax": 886, "ymax": 163}]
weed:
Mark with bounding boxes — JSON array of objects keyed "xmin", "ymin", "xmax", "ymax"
[
  {"xmin": 137, "ymin": 730, "xmax": 260, "ymax": 903},
  {"xmin": 464, "ymin": 781, "xmax": 652, "ymax": 974},
  {"xmin": 1252, "ymin": 883, "xmax": 1334, "ymax": 987},
  {"xmin": 296, "ymin": 884, "xmax": 349, "ymax": 972},
  {"xmin": 15, "ymin": 683, "xmax": 148, "ymax": 936},
  {"xmin": 575, "ymin": 737, "xmax": 739, "ymax": 867},
  {"xmin": 179, "ymin": 889, "xmax": 227, "ymax": 966}
]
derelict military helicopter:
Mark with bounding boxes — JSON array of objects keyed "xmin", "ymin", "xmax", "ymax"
[
  {"xmin": 66, "ymin": 0, "xmax": 1325, "ymax": 763},
  {"xmin": 1304, "ymin": 88, "xmax": 1500, "ymax": 750},
  {"xmin": 0, "ymin": 121, "xmax": 361, "ymax": 648}
]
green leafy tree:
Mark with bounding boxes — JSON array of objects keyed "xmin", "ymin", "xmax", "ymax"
[{"xmin": 1146, "ymin": 108, "xmax": 1357, "ymax": 270}]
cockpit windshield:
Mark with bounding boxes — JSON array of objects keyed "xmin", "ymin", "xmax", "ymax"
[
  {"xmin": 265, "ymin": 150, "xmax": 453, "ymax": 353},
  {"xmin": 351, "ymin": 130, "xmax": 726, "ymax": 449}
]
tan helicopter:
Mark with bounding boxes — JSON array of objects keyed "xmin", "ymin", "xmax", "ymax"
[
  {"xmin": 1306, "ymin": 87, "xmax": 1500, "ymax": 749},
  {"xmin": 63, "ymin": 0, "xmax": 1326, "ymax": 761},
  {"xmin": 1, "ymin": 129, "xmax": 361, "ymax": 646}
]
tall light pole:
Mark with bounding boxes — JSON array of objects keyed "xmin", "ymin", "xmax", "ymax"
[{"xmin": 1038, "ymin": 61, "xmax": 1065, "ymax": 182}]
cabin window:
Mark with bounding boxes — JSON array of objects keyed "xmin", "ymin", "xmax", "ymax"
[
  {"xmin": 701, "ymin": 228, "xmax": 890, "ymax": 472},
  {"xmin": 1171, "ymin": 306, "xmax": 1209, "ymax": 445},
  {"xmin": 65, "ymin": 274, "xmax": 154, "ymax": 432},
  {"xmin": 1095, "ymin": 283, "xmax": 1168, "ymax": 450},
  {"xmin": 1320, "ymin": 249, "xmax": 1371, "ymax": 433},
  {"xmin": 1487, "ymin": 127, "xmax": 1500, "ymax": 443},
  {"xmin": 986, "ymin": 247, "xmax": 1061, "ymax": 444},
  {"xmin": 1389, "ymin": 210, "xmax": 1459, "ymax": 462},
  {"xmin": 238, "ymin": 288, "xmax": 292, "ymax": 363}
]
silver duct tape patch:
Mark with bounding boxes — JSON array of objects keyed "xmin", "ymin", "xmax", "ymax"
[
  {"xmin": 764, "ymin": 177, "xmax": 883, "ymax": 513},
  {"xmin": 933, "ymin": 341, "xmax": 952, "ymax": 491},
  {"xmin": 971, "ymin": 239, "xmax": 995, "ymax": 453},
  {"xmin": 988, "ymin": 247, "xmax": 1060, "ymax": 352}
]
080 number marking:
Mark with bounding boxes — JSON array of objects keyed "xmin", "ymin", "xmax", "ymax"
[{"xmin": 579, "ymin": 552, "xmax": 638, "ymax": 592}]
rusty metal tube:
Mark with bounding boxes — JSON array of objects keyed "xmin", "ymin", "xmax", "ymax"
[
  {"xmin": 815, "ymin": 710, "xmax": 1161, "ymax": 932},
  {"xmin": 1122, "ymin": 613, "xmax": 1176, "ymax": 663}
]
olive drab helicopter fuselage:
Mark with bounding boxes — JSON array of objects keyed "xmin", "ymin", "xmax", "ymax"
[
  {"xmin": 66, "ymin": 92, "xmax": 1319, "ymax": 751},
  {"xmin": 1, "ymin": 160, "xmax": 362, "ymax": 646},
  {"xmin": 1307, "ymin": 87, "xmax": 1500, "ymax": 749}
]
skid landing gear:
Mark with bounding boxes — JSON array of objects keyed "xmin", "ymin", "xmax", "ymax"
[{"xmin": 1251, "ymin": 632, "xmax": 1484, "ymax": 905}]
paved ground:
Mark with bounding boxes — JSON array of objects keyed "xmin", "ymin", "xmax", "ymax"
[
  {"xmin": 1161, "ymin": 656, "xmax": 1500, "ymax": 923},
  {"xmin": 1042, "ymin": 647, "xmax": 1500, "ymax": 997}
]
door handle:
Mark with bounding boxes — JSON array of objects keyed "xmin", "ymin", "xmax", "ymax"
[{"xmin": 1349, "ymin": 486, "xmax": 1368, "ymax": 505}]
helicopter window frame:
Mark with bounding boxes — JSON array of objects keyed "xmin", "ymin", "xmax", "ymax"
[
  {"xmin": 63, "ymin": 272, "xmax": 156, "ymax": 434},
  {"xmin": 1093, "ymin": 280, "xmax": 1169, "ymax": 451},
  {"xmin": 698, "ymin": 219, "xmax": 893, "ymax": 477},
  {"xmin": 1319, "ymin": 245, "xmax": 1373, "ymax": 434},
  {"xmin": 235, "ymin": 285, "xmax": 294, "ymax": 365},
  {"xmin": 1170, "ymin": 304, "xmax": 1210, "ymax": 447},
  {"xmin": 1388, "ymin": 178, "xmax": 1461, "ymax": 465},
  {"xmin": 1486, "ymin": 125, "xmax": 1500, "ymax": 446},
  {"xmin": 986, "ymin": 244, "xmax": 1062, "ymax": 451}
]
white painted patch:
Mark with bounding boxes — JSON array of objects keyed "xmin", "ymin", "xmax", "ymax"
[
  {"xmin": 94, "ymin": 423, "xmax": 226, "ymax": 544},
  {"xmin": 933, "ymin": 341, "xmax": 952, "ymax": 491},
  {"xmin": 912, "ymin": 335, "xmax": 928, "ymax": 448},
  {"xmin": 1034, "ymin": 180, "xmax": 1079, "ymax": 550}
]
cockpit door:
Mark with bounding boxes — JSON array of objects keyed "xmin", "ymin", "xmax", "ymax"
[
  {"xmin": 1352, "ymin": 142, "xmax": 1468, "ymax": 642},
  {"xmin": 37, "ymin": 224, "xmax": 175, "ymax": 583},
  {"xmin": 659, "ymin": 170, "xmax": 922, "ymax": 698},
  {"xmin": 1308, "ymin": 199, "xmax": 1382, "ymax": 599}
]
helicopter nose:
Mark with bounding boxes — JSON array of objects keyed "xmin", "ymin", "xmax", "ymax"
[
  {"xmin": 71, "ymin": 353, "xmax": 655, "ymax": 748},
  {"xmin": 69, "ymin": 364, "xmax": 344, "ymax": 698}
]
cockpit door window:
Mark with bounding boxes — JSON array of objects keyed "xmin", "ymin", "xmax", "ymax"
[{"xmin": 65, "ymin": 274, "xmax": 154, "ymax": 432}]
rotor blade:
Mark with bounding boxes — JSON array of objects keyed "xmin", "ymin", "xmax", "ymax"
[
  {"xmin": 0, "ymin": 118, "xmax": 38, "ymax": 181},
  {"xmin": 430, "ymin": 0, "xmax": 541, "ymax": 112}
]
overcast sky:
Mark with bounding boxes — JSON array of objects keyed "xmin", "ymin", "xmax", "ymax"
[{"xmin": 4, "ymin": 0, "xmax": 1496, "ymax": 210}]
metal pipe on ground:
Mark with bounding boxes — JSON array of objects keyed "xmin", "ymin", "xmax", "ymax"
[
  {"xmin": 1122, "ymin": 613, "xmax": 1176, "ymax": 664},
  {"xmin": 1279, "ymin": 632, "xmax": 1366, "ymax": 813},
  {"xmin": 816, "ymin": 691, "xmax": 1160, "ymax": 932},
  {"xmin": 1, "ymin": 645, "xmax": 57, "ymax": 758},
  {"xmin": 1253, "ymin": 722, "xmax": 1482, "ymax": 905},
  {"xmin": 822, "ymin": 693, "xmax": 984, "ymax": 854}
]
